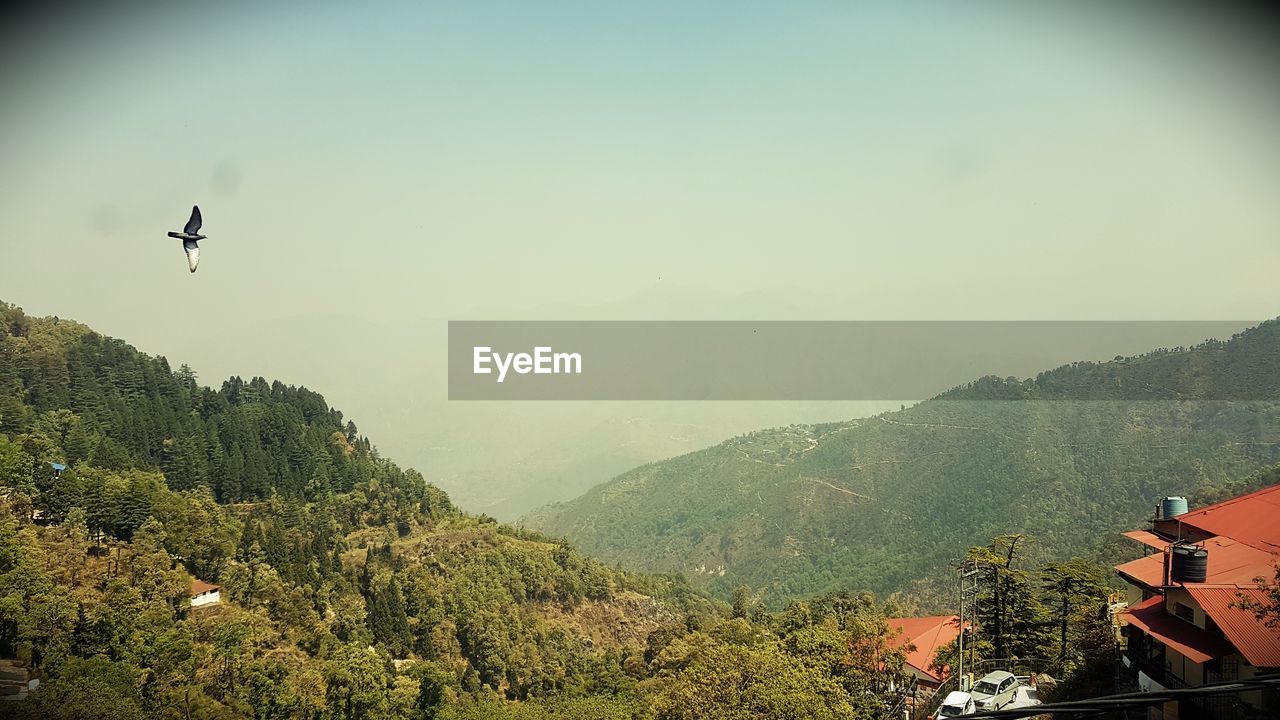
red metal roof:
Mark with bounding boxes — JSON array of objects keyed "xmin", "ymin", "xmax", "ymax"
[
  {"xmin": 1114, "ymin": 536, "xmax": 1276, "ymax": 590},
  {"xmin": 1122, "ymin": 530, "xmax": 1171, "ymax": 551},
  {"xmin": 1115, "ymin": 554, "xmax": 1165, "ymax": 590},
  {"xmin": 1173, "ymin": 483, "xmax": 1280, "ymax": 553},
  {"xmin": 191, "ymin": 579, "xmax": 220, "ymax": 596},
  {"xmin": 1185, "ymin": 585, "xmax": 1280, "ymax": 668},
  {"xmin": 1122, "ymin": 596, "xmax": 1235, "ymax": 664},
  {"xmin": 887, "ymin": 615, "xmax": 962, "ymax": 682}
]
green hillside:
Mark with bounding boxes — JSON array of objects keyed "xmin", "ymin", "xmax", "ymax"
[
  {"xmin": 526, "ymin": 320, "xmax": 1280, "ymax": 607},
  {"xmin": 0, "ymin": 301, "xmax": 947, "ymax": 720}
]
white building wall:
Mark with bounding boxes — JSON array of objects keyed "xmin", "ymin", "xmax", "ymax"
[{"xmin": 191, "ymin": 590, "xmax": 220, "ymax": 608}]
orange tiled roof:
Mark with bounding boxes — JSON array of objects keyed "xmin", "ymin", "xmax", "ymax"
[{"xmin": 886, "ymin": 615, "xmax": 962, "ymax": 682}]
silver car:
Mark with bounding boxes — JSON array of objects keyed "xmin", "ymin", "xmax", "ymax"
[
  {"xmin": 970, "ymin": 671, "xmax": 1019, "ymax": 710},
  {"xmin": 936, "ymin": 690, "xmax": 976, "ymax": 718}
]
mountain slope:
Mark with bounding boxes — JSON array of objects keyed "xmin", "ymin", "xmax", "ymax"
[
  {"xmin": 0, "ymin": 301, "xmax": 727, "ymax": 718},
  {"xmin": 2, "ymin": 300, "xmax": 956, "ymax": 720},
  {"xmin": 526, "ymin": 320, "xmax": 1280, "ymax": 607}
]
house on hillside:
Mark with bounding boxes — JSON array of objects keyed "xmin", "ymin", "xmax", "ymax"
[
  {"xmin": 1116, "ymin": 485, "xmax": 1280, "ymax": 720},
  {"xmin": 887, "ymin": 614, "xmax": 963, "ymax": 689},
  {"xmin": 190, "ymin": 579, "xmax": 221, "ymax": 609}
]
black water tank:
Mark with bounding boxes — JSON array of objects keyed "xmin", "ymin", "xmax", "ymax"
[{"xmin": 1171, "ymin": 542, "xmax": 1208, "ymax": 583}]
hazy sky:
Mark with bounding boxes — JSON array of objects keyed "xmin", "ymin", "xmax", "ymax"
[
  {"xmin": 2, "ymin": 2, "xmax": 1279, "ymax": 510},
  {"xmin": 4, "ymin": 2, "xmax": 1279, "ymax": 327}
]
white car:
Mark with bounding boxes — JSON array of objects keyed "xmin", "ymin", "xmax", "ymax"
[
  {"xmin": 970, "ymin": 671, "xmax": 1019, "ymax": 710},
  {"xmin": 935, "ymin": 690, "xmax": 976, "ymax": 718}
]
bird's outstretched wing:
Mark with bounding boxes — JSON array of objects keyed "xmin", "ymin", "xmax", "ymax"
[
  {"xmin": 184, "ymin": 205, "xmax": 202, "ymax": 234},
  {"xmin": 183, "ymin": 240, "xmax": 200, "ymax": 273}
]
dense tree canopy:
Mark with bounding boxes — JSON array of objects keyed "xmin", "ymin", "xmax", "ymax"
[{"xmin": 0, "ymin": 302, "xmax": 941, "ymax": 719}]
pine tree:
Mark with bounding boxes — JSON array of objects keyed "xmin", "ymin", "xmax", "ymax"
[
  {"xmin": 967, "ymin": 534, "xmax": 1053, "ymax": 661},
  {"xmin": 1041, "ymin": 558, "xmax": 1108, "ymax": 672}
]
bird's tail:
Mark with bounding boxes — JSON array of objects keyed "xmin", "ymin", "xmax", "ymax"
[{"xmin": 167, "ymin": 232, "xmax": 182, "ymax": 239}]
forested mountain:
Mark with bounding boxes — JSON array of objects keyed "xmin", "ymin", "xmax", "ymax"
[
  {"xmin": 938, "ymin": 318, "xmax": 1280, "ymax": 401},
  {"xmin": 527, "ymin": 319, "xmax": 1280, "ymax": 607},
  {"xmin": 0, "ymin": 301, "xmax": 951, "ymax": 720},
  {"xmin": 0, "ymin": 304, "xmax": 408, "ymax": 507}
]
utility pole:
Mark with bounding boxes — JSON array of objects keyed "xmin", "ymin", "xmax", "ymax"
[
  {"xmin": 957, "ymin": 559, "xmax": 980, "ymax": 691},
  {"xmin": 958, "ymin": 561, "xmax": 964, "ymax": 687}
]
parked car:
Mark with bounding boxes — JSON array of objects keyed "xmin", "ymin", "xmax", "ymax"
[
  {"xmin": 970, "ymin": 670, "xmax": 1019, "ymax": 710},
  {"xmin": 935, "ymin": 690, "xmax": 976, "ymax": 718}
]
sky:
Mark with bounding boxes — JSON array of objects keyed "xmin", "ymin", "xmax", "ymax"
[{"xmin": 2, "ymin": 1, "xmax": 1279, "ymax": 513}]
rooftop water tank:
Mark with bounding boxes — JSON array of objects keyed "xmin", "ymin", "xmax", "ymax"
[
  {"xmin": 1171, "ymin": 542, "xmax": 1208, "ymax": 584},
  {"xmin": 1162, "ymin": 496, "xmax": 1189, "ymax": 519}
]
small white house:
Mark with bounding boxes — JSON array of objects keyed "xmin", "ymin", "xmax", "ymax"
[{"xmin": 190, "ymin": 579, "xmax": 221, "ymax": 608}]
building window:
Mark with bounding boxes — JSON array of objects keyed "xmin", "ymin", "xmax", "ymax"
[
  {"xmin": 1173, "ymin": 602, "xmax": 1195, "ymax": 623},
  {"xmin": 1206, "ymin": 657, "xmax": 1239, "ymax": 683}
]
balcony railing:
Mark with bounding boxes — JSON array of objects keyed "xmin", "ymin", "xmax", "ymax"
[{"xmin": 1126, "ymin": 654, "xmax": 1266, "ymax": 720}]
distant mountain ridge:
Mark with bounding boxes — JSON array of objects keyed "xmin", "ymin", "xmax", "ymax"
[
  {"xmin": 937, "ymin": 318, "xmax": 1280, "ymax": 401},
  {"xmin": 526, "ymin": 317, "xmax": 1280, "ymax": 607}
]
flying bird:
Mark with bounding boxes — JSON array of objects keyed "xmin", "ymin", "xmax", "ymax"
[{"xmin": 167, "ymin": 205, "xmax": 206, "ymax": 273}]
